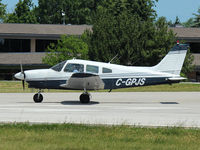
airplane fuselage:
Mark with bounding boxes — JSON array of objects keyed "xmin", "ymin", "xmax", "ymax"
[{"xmin": 17, "ymin": 59, "xmax": 179, "ymax": 90}]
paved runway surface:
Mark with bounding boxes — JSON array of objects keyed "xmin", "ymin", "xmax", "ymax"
[{"xmin": 0, "ymin": 92, "xmax": 200, "ymax": 127}]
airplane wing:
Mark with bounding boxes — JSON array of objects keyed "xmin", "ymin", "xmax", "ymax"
[{"xmin": 60, "ymin": 73, "xmax": 105, "ymax": 90}]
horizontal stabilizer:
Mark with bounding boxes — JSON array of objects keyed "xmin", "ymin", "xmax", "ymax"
[{"xmin": 167, "ymin": 77, "xmax": 186, "ymax": 81}]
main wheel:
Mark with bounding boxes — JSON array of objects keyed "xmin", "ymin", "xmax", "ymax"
[
  {"xmin": 80, "ymin": 93, "xmax": 90, "ymax": 103},
  {"xmin": 33, "ymin": 93, "xmax": 43, "ymax": 103}
]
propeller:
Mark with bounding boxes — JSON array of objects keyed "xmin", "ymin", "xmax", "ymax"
[{"xmin": 20, "ymin": 63, "xmax": 26, "ymax": 90}]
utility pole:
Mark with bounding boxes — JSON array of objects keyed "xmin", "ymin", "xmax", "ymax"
[{"xmin": 62, "ymin": 11, "xmax": 65, "ymax": 25}]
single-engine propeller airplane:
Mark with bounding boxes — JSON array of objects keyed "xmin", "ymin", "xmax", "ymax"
[{"xmin": 15, "ymin": 43, "xmax": 189, "ymax": 103}]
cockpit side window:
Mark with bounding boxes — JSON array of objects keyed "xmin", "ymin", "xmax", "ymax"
[
  {"xmin": 102, "ymin": 67, "xmax": 112, "ymax": 73},
  {"xmin": 64, "ymin": 63, "xmax": 84, "ymax": 73},
  {"xmin": 86, "ymin": 65, "xmax": 99, "ymax": 73},
  {"xmin": 51, "ymin": 60, "xmax": 67, "ymax": 72}
]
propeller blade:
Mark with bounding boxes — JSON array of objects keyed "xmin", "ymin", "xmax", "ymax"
[
  {"xmin": 22, "ymin": 80, "xmax": 25, "ymax": 90},
  {"xmin": 20, "ymin": 63, "xmax": 26, "ymax": 90},
  {"xmin": 20, "ymin": 63, "xmax": 23, "ymax": 74}
]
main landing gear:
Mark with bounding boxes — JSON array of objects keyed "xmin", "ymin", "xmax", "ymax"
[
  {"xmin": 79, "ymin": 92, "xmax": 91, "ymax": 104},
  {"xmin": 33, "ymin": 90, "xmax": 43, "ymax": 103},
  {"xmin": 32, "ymin": 90, "xmax": 91, "ymax": 104}
]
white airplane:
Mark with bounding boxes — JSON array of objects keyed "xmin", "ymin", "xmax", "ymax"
[{"xmin": 15, "ymin": 43, "xmax": 188, "ymax": 103}]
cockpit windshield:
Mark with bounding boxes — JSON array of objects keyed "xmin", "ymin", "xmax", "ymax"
[
  {"xmin": 51, "ymin": 60, "xmax": 67, "ymax": 72},
  {"xmin": 64, "ymin": 63, "xmax": 84, "ymax": 73}
]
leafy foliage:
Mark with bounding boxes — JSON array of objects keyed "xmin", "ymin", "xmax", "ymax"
[
  {"xmin": 182, "ymin": 18, "xmax": 194, "ymax": 27},
  {"xmin": 174, "ymin": 16, "xmax": 181, "ymax": 25},
  {"xmin": 192, "ymin": 8, "xmax": 200, "ymax": 27},
  {"xmin": 86, "ymin": 0, "xmax": 176, "ymax": 67},
  {"xmin": 142, "ymin": 17, "xmax": 176, "ymax": 66},
  {"xmin": 168, "ymin": 16, "xmax": 181, "ymax": 27},
  {"xmin": 182, "ymin": 8, "xmax": 200, "ymax": 27},
  {"xmin": 85, "ymin": 0, "xmax": 193, "ymax": 75},
  {"xmin": 0, "ymin": 0, "xmax": 6, "ymax": 22},
  {"xmin": 36, "ymin": 0, "xmax": 103, "ymax": 24},
  {"xmin": 5, "ymin": 0, "xmax": 37, "ymax": 23},
  {"xmin": 182, "ymin": 48, "xmax": 194, "ymax": 77},
  {"xmin": 42, "ymin": 35, "xmax": 88, "ymax": 66}
]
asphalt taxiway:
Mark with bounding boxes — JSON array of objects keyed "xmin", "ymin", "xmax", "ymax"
[{"xmin": 0, "ymin": 92, "xmax": 200, "ymax": 127}]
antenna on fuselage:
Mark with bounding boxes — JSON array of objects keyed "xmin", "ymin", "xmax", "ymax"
[{"xmin": 108, "ymin": 54, "xmax": 118, "ymax": 64}]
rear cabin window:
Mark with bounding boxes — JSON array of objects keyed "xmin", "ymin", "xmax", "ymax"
[
  {"xmin": 64, "ymin": 63, "xmax": 84, "ymax": 73},
  {"xmin": 102, "ymin": 67, "xmax": 112, "ymax": 73},
  {"xmin": 51, "ymin": 60, "xmax": 67, "ymax": 72},
  {"xmin": 86, "ymin": 65, "xmax": 99, "ymax": 73}
]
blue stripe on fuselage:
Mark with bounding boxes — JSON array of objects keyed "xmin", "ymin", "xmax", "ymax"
[
  {"xmin": 27, "ymin": 80, "xmax": 66, "ymax": 89},
  {"xmin": 27, "ymin": 77, "xmax": 177, "ymax": 90}
]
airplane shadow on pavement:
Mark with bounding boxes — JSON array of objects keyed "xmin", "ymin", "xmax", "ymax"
[
  {"xmin": 61, "ymin": 101, "xmax": 99, "ymax": 105},
  {"xmin": 17, "ymin": 100, "xmax": 99, "ymax": 105},
  {"xmin": 18, "ymin": 101, "xmax": 178, "ymax": 105}
]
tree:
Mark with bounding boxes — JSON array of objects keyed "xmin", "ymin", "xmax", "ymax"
[
  {"xmin": 174, "ymin": 16, "xmax": 181, "ymax": 25},
  {"xmin": 182, "ymin": 48, "xmax": 194, "ymax": 77},
  {"xmin": 182, "ymin": 18, "xmax": 194, "ymax": 27},
  {"xmin": 87, "ymin": 0, "xmax": 174, "ymax": 66},
  {"xmin": 141, "ymin": 17, "xmax": 176, "ymax": 66},
  {"xmin": 192, "ymin": 8, "xmax": 200, "ymax": 27},
  {"xmin": 168, "ymin": 16, "xmax": 181, "ymax": 27},
  {"xmin": 0, "ymin": 0, "xmax": 6, "ymax": 22},
  {"xmin": 36, "ymin": 0, "xmax": 103, "ymax": 24},
  {"xmin": 36, "ymin": 0, "xmax": 64, "ymax": 24},
  {"xmin": 42, "ymin": 35, "xmax": 88, "ymax": 66},
  {"xmin": 86, "ymin": 0, "xmax": 193, "ymax": 75},
  {"xmin": 5, "ymin": 0, "xmax": 37, "ymax": 23}
]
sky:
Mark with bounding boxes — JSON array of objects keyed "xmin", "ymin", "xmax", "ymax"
[
  {"xmin": 2, "ymin": 0, "xmax": 200, "ymax": 23},
  {"xmin": 155, "ymin": 0, "xmax": 200, "ymax": 22}
]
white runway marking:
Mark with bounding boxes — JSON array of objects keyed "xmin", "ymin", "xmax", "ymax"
[{"xmin": 0, "ymin": 92, "xmax": 200, "ymax": 127}]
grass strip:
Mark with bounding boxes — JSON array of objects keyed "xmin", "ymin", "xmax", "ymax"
[{"xmin": 0, "ymin": 123, "xmax": 200, "ymax": 150}]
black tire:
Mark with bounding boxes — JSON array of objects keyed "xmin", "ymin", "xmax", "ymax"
[
  {"xmin": 80, "ymin": 93, "xmax": 90, "ymax": 103},
  {"xmin": 33, "ymin": 93, "xmax": 43, "ymax": 103}
]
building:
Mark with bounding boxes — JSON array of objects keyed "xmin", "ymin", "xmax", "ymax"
[
  {"xmin": 0, "ymin": 23, "xmax": 92, "ymax": 79},
  {"xmin": 0, "ymin": 23, "xmax": 200, "ymax": 81},
  {"xmin": 170, "ymin": 27, "xmax": 200, "ymax": 81}
]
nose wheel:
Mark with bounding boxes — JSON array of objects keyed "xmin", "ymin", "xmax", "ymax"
[
  {"xmin": 80, "ymin": 92, "xmax": 90, "ymax": 103},
  {"xmin": 33, "ymin": 92, "xmax": 43, "ymax": 103}
]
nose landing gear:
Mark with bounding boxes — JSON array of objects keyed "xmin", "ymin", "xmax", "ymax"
[{"xmin": 33, "ymin": 90, "xmax": 43, "ymax": 103}]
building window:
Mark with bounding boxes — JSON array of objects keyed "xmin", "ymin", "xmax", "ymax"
[
  {"xmin": 0, "ymin": 39, "xmax": 30, "ymax": 52},
  {"xmin": 0, "ymin": 39, "xmax": 4, "ymax": 45},
  {"xmin": 36, "ymin": 40, "xmax": 57, "ymax": 52},
  {"xmin": 86, "ymin": 65, "xmax": 99, "ymax": 73},
  {"xmin": 196, "ymin": 72, "xmax": 200, "ymax": 82},
  {"xmin": 190, "ymin": 43, "xmax": 200, "ymax": 53}
]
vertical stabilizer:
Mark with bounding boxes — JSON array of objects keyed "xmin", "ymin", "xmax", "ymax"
[{"xmin": 152, "ymin": 44, "xmax": 189, "ymax": 75}]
